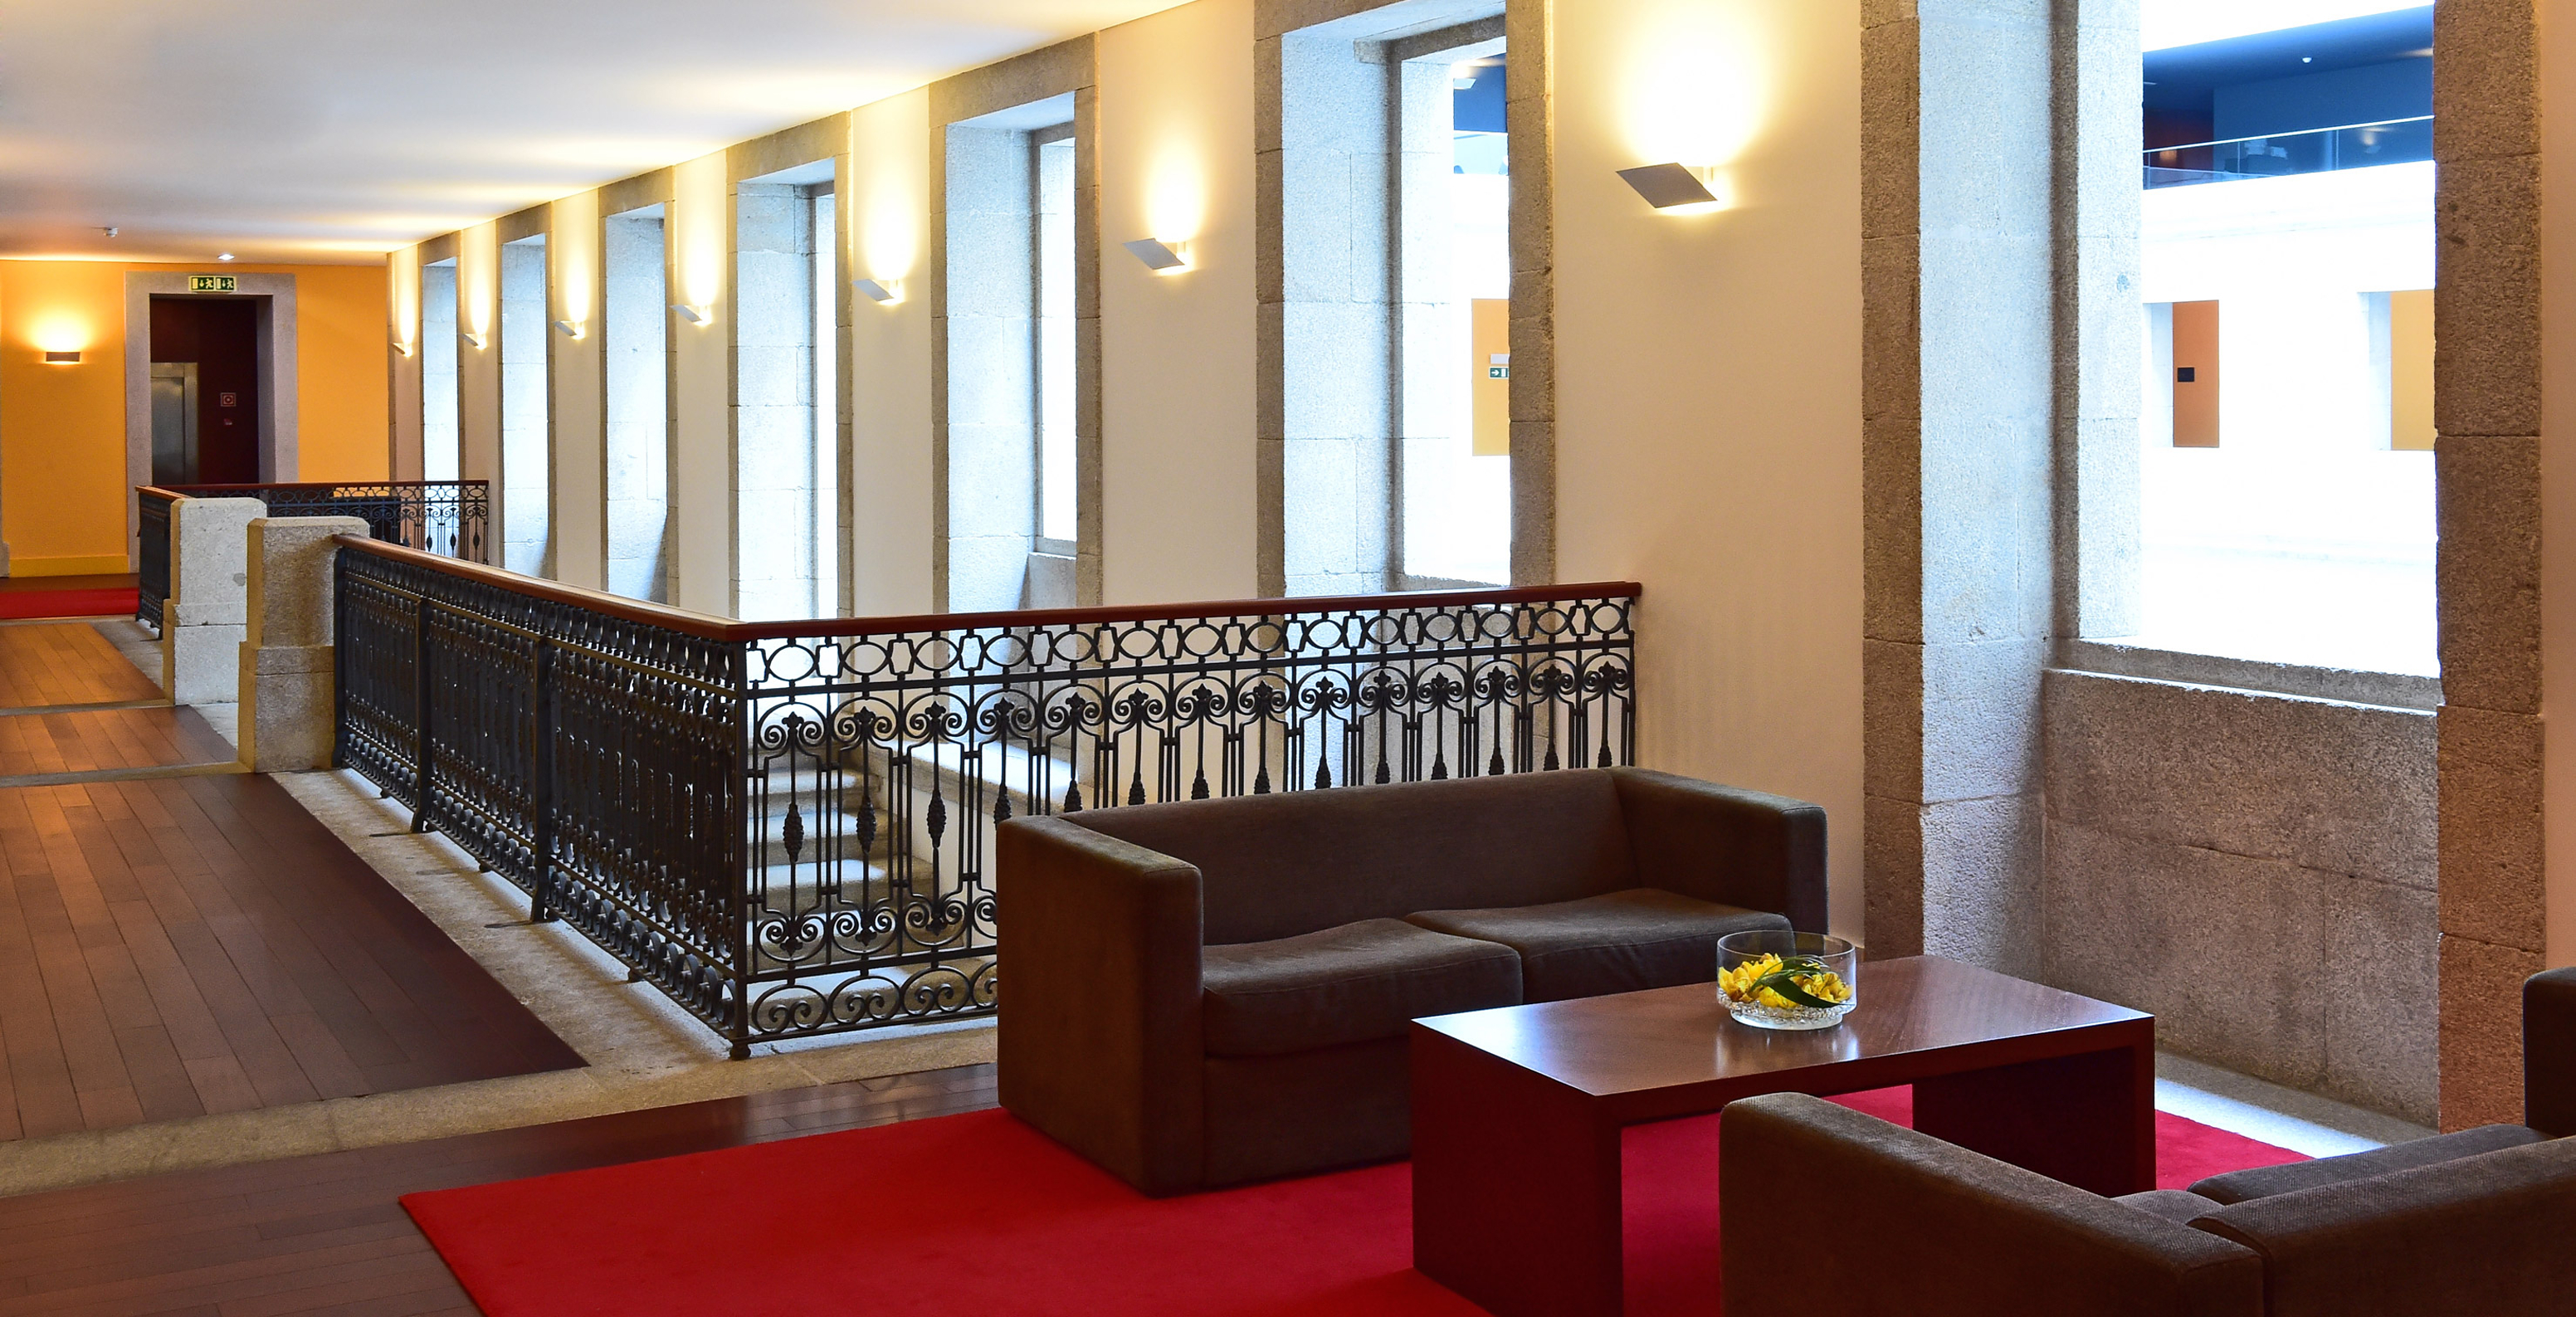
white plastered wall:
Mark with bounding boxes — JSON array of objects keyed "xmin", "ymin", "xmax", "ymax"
[
  {"xmin": 388, "ymin": 251, "xmax": 423, "ymax": 482},
  {"xmin": 1549, "ymin": 0, "xmax": 1866, "ymax": 938},
  {"xmin": 670, "ymin": 151, "xmax": 735, "ymax": 616},
  {"xmin": 1097, "ymin": 0, "xmax": 1259, "ymax": 604},
  {"xmin": 848, "ymin": 90, "xmax": 938, "ymax": 617},
  {"xmin": 551, "ymin": 188, "xmax": 607, "ymax": 590},
  {"xmin": 456, "ymin": 222, "xmax": 503, "ymax": 536}
]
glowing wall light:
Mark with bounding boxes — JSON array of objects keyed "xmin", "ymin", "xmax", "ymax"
[
  {"xmin": 1619, "ymin": 5, "xmax": 1770, "ymax": 215},
  {"xmin": 30, "ymin": 316, "xmax": 89, "ymax": 356},
  {"xmin": 43, "ymin": 351, "xmax": 80, "ymax": 364},
  {"xmin": 552, "ymin": 319, "xmax": 584, "ymax": 339},
  {"xmin": 853, "ymin": 278, "xmax": 903, "ymax": 305},
  {"xmin": 1122, "ymin": 238, "xmax": 1191, "ymax": 274},
  {"xmin": 462, "ymin": 330, "xmax": 488, "ymax": 349}
]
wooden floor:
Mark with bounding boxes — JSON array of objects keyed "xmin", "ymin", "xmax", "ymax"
[
  {"xmin": 0, "ymin": 1064, "xmax": 998, "ymax": 1316},
  {"xmin": 0, "ymin": 624, "xmax": 163, "ymax": 710},
  {"xmin": 0, "ymin": 708, "xmax": 236, "ymax": 780},
  {"xmin": 0, "ymin": 773, "xmax": 584, "ymax": 1141}
]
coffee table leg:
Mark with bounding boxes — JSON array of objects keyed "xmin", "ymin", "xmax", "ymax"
[
  {"xmin": 1412, "ymin": 1027, "xmax": 1623, "ymax": 1317},
  {"xmin": 1912, "ymin": 1026, "xmax": 2156, "ymax": 1196}
]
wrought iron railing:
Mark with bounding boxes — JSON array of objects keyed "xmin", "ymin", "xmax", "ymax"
[
  {"xmin": 331, "ymin": 534, "xmax": 1639, "ymax": 1056},
  {"xmin": 135, "ymin": 480, "xmax": 488, "ymax": 629},
  {"xmin": 138, "ymin": 487, "xmax": 177, "ymax": 635}
]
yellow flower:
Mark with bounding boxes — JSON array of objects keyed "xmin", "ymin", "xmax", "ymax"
[{"xmin": 1721, "ymin": 953, "xmax": 1852, "ymax": 1008}]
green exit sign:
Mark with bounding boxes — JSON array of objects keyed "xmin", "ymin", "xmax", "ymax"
[{"xmin": 189, "ymin": 274, "xmax": 237, "ymax": 293}]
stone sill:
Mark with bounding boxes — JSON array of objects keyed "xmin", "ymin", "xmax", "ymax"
[{"xmin": 2055, "ymin": 639, "xmax": 2441, "ymax": 711}]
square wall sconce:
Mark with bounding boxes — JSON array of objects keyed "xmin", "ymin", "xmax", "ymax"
[
  {"xmin": 672, "ymin": 304, "xmax": 710, "ymax": 325},
  {"xmin": 854, "ymin": 277, "xmax": 903, "ymax": 305},
  {"xmin": 552, "ymin": 319, "xmax": 583, "ymax": 339},
  {"xmin": 461, "ymin": 330, "xmax": 488, "ymax": 349},
  {"xmin": 393, "ymin": 340, "xmax": 415, "ymax": 358},
  {"xmin": 1617, "ymin": 163, "xmax": 1722, "ymax": 211},
  {"xmin": 42, "ymin": 350, "xmax": 80, "ymax": 364},
  {"xmin": 1122, "ymin": 237, "xmax": 1190, "ymax": 274}
]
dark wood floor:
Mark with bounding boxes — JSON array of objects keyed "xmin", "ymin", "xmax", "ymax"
[
  {"xmin": 0, "ymin": 624, "xmax": 163, "ymax": 710},
  {"xmin": 0, "ymin": 1064, "xmax": 998, "ymax": 1316},
  {"xmin": 0, "ymin": 773, "xmax": 583, "ymax": 1141},
  {"xmin": 0, "ymin": 708, "xmax": 235, "ymax": 780}
]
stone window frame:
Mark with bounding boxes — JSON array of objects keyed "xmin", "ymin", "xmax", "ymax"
[
  {"xmin": 597, "ymin": 168, "xmax": 678, "ymax": 605},
  {"xmin": 1254, "ymin": 0, "xmax": 1557, "ymax": 596},
  {"xmin": 928, "ymin": 39, "xmax": 1103, "ymax": 612},
  {"xmin": 727, "ymin": 116, "xmax": 852, "ymax": 620},
  {"xmin": 496, "ymin": 205, "xmax": 554, "ymax": 580}
]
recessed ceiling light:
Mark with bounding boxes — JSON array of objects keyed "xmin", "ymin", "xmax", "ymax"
[{"xmin": 217, "ymin": 251, "xmax": 235, "ymax": 261}]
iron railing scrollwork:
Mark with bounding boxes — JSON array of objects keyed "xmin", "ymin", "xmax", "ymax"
[
  {"xmin": 333, "ymin": 535, "xmax": 1638, "ymax": 1056},
  {"xmin": 135, "ymin": 480, "xmax": 489, "ymax": 630}
]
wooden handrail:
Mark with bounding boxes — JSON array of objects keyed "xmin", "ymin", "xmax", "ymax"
[
  {"xmin": 332, "ymin": 533, "xmax": 1642, "ymax": 643},
  {"xmin": 145, "ymin": 480, "xmax": 489, "ymax": 495}
]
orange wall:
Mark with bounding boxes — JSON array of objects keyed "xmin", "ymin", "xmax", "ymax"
[{"xmin": 0, "ymin": 260, "xmax": 388, "ymax": 575}]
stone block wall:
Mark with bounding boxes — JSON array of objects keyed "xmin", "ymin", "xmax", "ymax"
[{"xmin": 2042, "ymin": 669, "xmax": 2438, "ymax": 1122}]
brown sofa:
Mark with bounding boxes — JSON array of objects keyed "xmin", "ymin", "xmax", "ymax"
[
  {"xmin": 997, "ymin": 767, "xmax": 1827, "ymax": 1195},
  {"xmin": 1720, "ymin": 966, "xmax": 2576, "ymax": 1316}
]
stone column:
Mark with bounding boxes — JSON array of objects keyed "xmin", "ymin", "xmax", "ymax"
[
  {"xmin": 2434, "ymin": 0, "xmax": 2549, "ymax": 1130},
  {"xmin": 237, "ymin": 517, "xmax": 367, "ymax": 773},
  {"xmin": 159, "ymin": 496, "xmax": 266, "ymax": 705}
]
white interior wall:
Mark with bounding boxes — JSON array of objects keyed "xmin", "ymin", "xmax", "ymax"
[
  {"xmin": 389, "ymin": 253, "xmax": 423, "ymax": 482},
  {"xmin": 670, "ymin": 152, "xmax": 733, "ymax": 616},
  {"xmin": 847, "ymin": 91, "xmax": 936, "ymax": 617},
  {"xmin": 550, "ymin": 190, "xmax": 606, "ymax": 590},
  {"xmin": 1549, "ymin": 0, "xmax": 1866, "ymax": 938},
  {"xmin": 456, "ymin": 223, "xmax": 503, "ymax": 543},
  {"xmin": 1097, "ymin": 0, "xmax": 1257, "ymax": 604}
]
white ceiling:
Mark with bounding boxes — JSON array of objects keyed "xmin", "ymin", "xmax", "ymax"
[{"xmin": 0, "ymin": 0, "xmax": 1187, "ymax": 266}]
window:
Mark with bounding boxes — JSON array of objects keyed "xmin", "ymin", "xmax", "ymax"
[
  {"xmin": 421, "ymin": 258, "xmax": 459, "ymax": 484},
  {"xmin": 2130, "ymin": 1, "xmax": 2435, "ymax": 675},
  {"xmin": 1271, "ymin": 9, "xmax": 1509, "ymax": 596},
  {"xmin": 944, "ymin": 96, "xmax": 1079, "ymax": 612},
  {"xmin": 734, "ymin": 162, "xmax": 837, "ymax": 622},
  {"xmin": 500, "ymin": 233, "xmax": 549, "ymax": 577},
  {"xmin": 1402, "ymin": 50, "xmax": 1511, "ymax": 588},
  {"xmin": 603, "ymin": 203, "xmax": 670, "ymax": 602}
]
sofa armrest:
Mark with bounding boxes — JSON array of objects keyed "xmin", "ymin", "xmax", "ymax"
[
  {"xmin": 1722, "ymin": 1093, "xmax": 2263, "ymax": 1317},
  {"xmin": 1608, "ymin": 768, "xmax": 1827, "ymax": 932},
  {"xmin": 2527, "ymin": 967, "xmax": 2576, "ymax": 1137},
  {"xmin": 997, "ymin": 816, "xmax": 1207, "ymax": 1195},
  {"xmin": 2192, "ymin": 1138, "xmax": 2576, "ymax": 1316}
]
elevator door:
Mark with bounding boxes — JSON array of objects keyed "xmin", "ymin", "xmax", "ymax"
[{"xmin": 149, "ymin": 363, "xmax": 199, "ymax": 485}]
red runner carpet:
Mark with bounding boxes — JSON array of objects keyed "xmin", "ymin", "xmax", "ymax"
[
  {"xmin": 406, "ymin": 1088, "xmax": 2301, "ymax": 1316},
  {"xmin": 0, "ymin": 586, "xmax": 136, "ymax": 620}
]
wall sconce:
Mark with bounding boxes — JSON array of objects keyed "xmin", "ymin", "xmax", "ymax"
[
  {"xmin": 853, "ymin": 278, "xmax": 903, "ymax": 305},
  {"xmin": 393, "ymin": 340, "xmax": 415, "ymax": 358},
  {"xmin": 1617, "ymin": 163, "xmax": 1725, "ymax": 211},
  {"xmin": 461, "ymin": 330, "xmax": 487, "ymax": 349},
  {"xmin": 42, "ymin": 350, "xmax": 80, "ymax": 364},
  {"xmin": 552, "ymin": 319, "xmax": 583, "ymax": 339},
  {"xmin": 672, "ymin": 304, "xmax": 710, "ymax": 324},
  {"xmin": 1122, "ymin": 238, "xmax": 1190, "ymax": 274}
]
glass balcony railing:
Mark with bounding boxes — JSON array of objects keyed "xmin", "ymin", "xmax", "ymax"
[{"xmin": 2142, "ymin": 115, "xmax": 2431, "ymax": 189}]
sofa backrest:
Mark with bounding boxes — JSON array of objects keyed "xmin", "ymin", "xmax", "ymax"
[
  {"xmin": 2189, "ymin": 1137, "xmax": 2576, "ymax": 1317},
  {"xmin": 1067, "ymin": 770, "xmax": 1638, "ymax": 945}
]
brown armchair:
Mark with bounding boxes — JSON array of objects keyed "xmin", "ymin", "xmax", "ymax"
[
  {"xmin": 997, "ymin": 767, "xmax": 1827, "ymax": 1195},
  {"xmin": 1720, "ymin": 967, "xmax": 2576, "ymax": 1316}
]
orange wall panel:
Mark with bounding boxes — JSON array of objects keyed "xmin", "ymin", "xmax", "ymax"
[{"xmin": 0, "ymin": 260, "xmax": 387, "ymax": 574}]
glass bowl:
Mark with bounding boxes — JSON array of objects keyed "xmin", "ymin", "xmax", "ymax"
[{"xmin": 1717, "ymin": 930, "xmax": 1857, "ymax": 1030}]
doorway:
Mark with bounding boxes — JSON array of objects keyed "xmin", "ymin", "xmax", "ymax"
[{"xmin": 149, "ymin": 296, "xmax": 261, "ymax": 485}]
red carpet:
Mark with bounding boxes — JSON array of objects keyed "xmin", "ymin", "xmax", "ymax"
[
  {"xmin": 405, "ymin": 1088, "xmax": 2302, "ymax": 1317},
  {"xmin": 0, "ymin": 587, "xmax": 137, "ymax": 619}
]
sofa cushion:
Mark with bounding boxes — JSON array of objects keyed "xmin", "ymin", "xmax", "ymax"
[
  {"xmin": 2188, "ymin": 1123, "xmax": 2544, "ymax": 1205},
  {"xmin": 1200, "ymin": 918, "xmax": 1521, "ymax": 1057},
  {"xmin": 1405, "ymin": 887, "xmax": 1788, "ymax": 1002}
]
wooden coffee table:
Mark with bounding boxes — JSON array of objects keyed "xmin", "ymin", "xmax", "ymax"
[{"xmin": 1408, "ymin": 955, "xmax": 2153, "ymax": 1317}]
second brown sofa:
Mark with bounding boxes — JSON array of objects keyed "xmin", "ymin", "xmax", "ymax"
[{"xmin": 998, "ymin": 767, "xmax": 1827, "ymax": 1195}]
